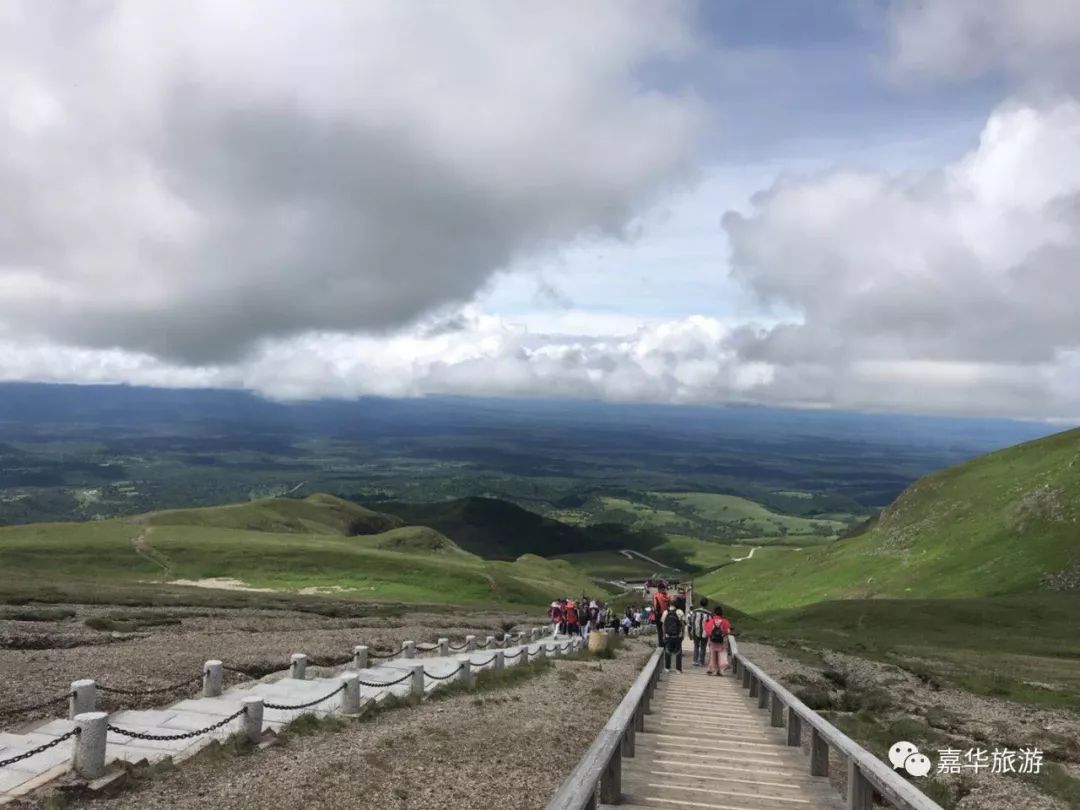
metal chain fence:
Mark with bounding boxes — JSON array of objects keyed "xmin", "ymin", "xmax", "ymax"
[
  {"xmin": 108, "ymin": 707, "xmax": 246, "ymax": 742},
  {"xmin": 0, "ymin": 728, "xmax": 79, "ymax": 769},
  {"xmin": 263, "ymin": 683, "xmax": 346, "ymax": 711},
  {"xmin": 98, "ymin": 671, "xmax": 204, "ymax": 695},
  {"xmin": 421, "ymin": 664, "xmax": 464, "ymax": 681},
  {"xmin": 0, "ymin": 691, "xmax": 73, "ymax": 720},
  {"xmin": 356, "ymin": 671, "xmax": 414, "ymax": 688}
]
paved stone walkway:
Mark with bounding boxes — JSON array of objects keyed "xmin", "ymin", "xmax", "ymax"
[{"xmin": 1, "ymin": 634, "xmax": 568, "ymax": 802}]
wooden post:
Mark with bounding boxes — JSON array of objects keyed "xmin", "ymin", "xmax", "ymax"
[
  {"xmin": 749, "ymin": 675, "xmax": 759, "ymax": 698},
  {"xmin": 811, "ymin": 728, "xmax": 829, "ymax": 777},
  {"xmin": 787, "ymin": 707, "xmax": 802, "ymax": 746},
  {"xmin": 622, "ymin": 724, "xmax": 636, "ymax": 757},
  {"xmin": 758, "ymin": 685, "xmax": 769, "ymax": 709},
  {"xmin": 847, "ymin": 760, "xmax": 873, "ymax": 810},
  {"xmin": 771, "ymin": 695, "xmax": 784, "ymax": 727},
  {"xmin": 742, "ymin": 668, "xmax": 752, "ymax": 689},
  {"xmin": 599, "ymin": 747, "xmax": 622, "ymax": 804}
]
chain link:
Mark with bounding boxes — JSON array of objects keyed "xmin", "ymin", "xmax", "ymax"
[
  {"xmin": 263, "ymin": 683, "xmax": 346, "ymax": 711},
  {"xmin": 98, "ymin": 671, "xmax": 204, "ymax": 695},
  {"xmin": 415, "ymin": 643, "xmax": 438, "ymax": 652},
  {"xmin": 422, "ymin": 664, "xmax": 464, "ymax": 681},
  {"xmin": 472, "ymin": 655, "xmax": 497, "ymax": 668},
  {"xmin": 447, "ymin": 642, "xmax": 468, "ymax": 651},
  {"xmin": 0, "ymin": 691, "xmax": 72, "ymax": 719},
  {"xmin": 107, "ymin": 707, "xmax": 246, "ymax": 741},
  {"xmin": 356, "ymin": 671, "xmax": 414, "ymax": 688},
  {"xmin": 368, "ymin": 647, "xmax": 403, "ymax": 659},
  {"xmin": 0, "ymin": 729, "xmax": 78, "ymax": 769},
  {"xmin": 502, "ymin": 650, "xmax": 523, "ymax": 660}
]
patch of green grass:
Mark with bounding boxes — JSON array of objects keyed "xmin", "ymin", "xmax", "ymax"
[
  {"xmin": 730, "ymin": 594, "xmax": 1080, "ymax": 710},
  {"xmin": 3, "ymin": 607, "xmax": 76, "ymax": 622},
  {"xmin": 279, "ymin": 713, "xmax": 346, "ymax": 737},
  {"xmin": 1025, "ymin": 762, "xmax": 1080, "ymax": 807}
]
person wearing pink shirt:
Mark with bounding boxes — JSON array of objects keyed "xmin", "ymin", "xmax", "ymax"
[{"xmin": 703, "ymin": 605, "xmax": 732, "ymax": 676}]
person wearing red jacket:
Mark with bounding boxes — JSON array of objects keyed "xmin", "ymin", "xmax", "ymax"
[
  {"xmin": 703, "ymin": 605, "xmax": 732, "ymax": 676},
  {"xmin": 652, "ymin": 584, "xmax": 670, "ymax": 649}
]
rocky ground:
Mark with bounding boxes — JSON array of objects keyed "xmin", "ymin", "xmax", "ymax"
[
  {"xmin": 739, "ymin": 640, "xmax": 1080, "ymax": 810},
  {"xmin": 11, "ymin": 627, "xmax": 651, "ymax": 810},
  {"xmin": 0, "ymin": 603, "xmax": 539, "ymax": 728}
]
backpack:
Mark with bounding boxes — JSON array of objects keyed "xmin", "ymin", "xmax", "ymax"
[
  {"xmin": 709, "ymin": 620, "xmax": 726, "ymax": 644},
  {"xmin": 691, "ymin": 613, "xmax": 708, "ymax": 639},
  {"xmin": 663, "ymin": 611, "xmax": 681, "ymax": 638}
]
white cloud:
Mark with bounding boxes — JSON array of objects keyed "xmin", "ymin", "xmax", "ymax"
[
  {"xmin": 0, "ymin": 1, "xmax": 700, "ymax": 364},
  {"xmin": 888, "ymin": 0, "xmax": 1080, "ymax": 87},
  {"xmin": 720, "ymin": 99, "xmax": 1080, "ymax": 418}
]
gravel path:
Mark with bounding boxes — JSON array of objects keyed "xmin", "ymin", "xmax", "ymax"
[{"xmin": 22, "ymin": 639, "xmax": 652, "ymax": 809}]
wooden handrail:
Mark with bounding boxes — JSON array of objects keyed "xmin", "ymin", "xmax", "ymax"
[
  {"xmin": 727, "ymin": 636, "xmax": 943, "ymax": 810},
  {"xmin": 545, "ymin": 647, "xmax": 664, "ymax": 809}
]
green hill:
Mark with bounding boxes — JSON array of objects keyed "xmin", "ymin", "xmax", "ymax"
[
  {"xmin": 146, "ymin": 493, "xmax": 403, "ymax": 535},
  {"xmin": 0, "ymin": 495, "xmax": 604, "ymax": 607},
  {"xmin": 697, "ymin": 427, "xmax": 1080, "ymax": 613},
  {"xmin": 370, "ymin": 496, "xmax": 661, "ymax": 560}
]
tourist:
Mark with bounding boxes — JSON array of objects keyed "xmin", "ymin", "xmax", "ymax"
[
  {"xmin": 674, "ymin": 587, "xmax": 687, "ymax": 613},
  {"xmin": 565, "ymin": 599, "xmax": 581, "ymax": 637},
  {"xmin": 704, "ymin": 605, "xmax": 732, "ymax": 676},
  {"xmin": 660, "ymin": 601, "xmax": 685, "ymax": 673},
  {"xmin": 549, "ymin": 600, "xmax": 563, "ymax": 636},
  {"xmin": 688, "ymin": 596, "xmax": 710, "ymax": 667},
  {"xmin": 652, "ymin": 583, "xmax": 670, "ymax": 648}
]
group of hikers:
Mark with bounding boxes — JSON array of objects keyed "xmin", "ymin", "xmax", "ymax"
[
  {"xmin": 547, "ymin": 596, "xmax": 614, "ymax": 638},
  {"xmin": 650, "ymin": 582, "xmax": 732, "ymax": 675},
  {"xmin": 547, "ymin": 583, "xmax": 732, "ymax": 676}
]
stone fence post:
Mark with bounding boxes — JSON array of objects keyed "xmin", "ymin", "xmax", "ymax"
[
  {"xmin": 437, "ymin": 637, "xmax": 449, "ymax": 657},
  {"xmin": 340, "ymin": 673, "xmax": 361, "ymax": 715},
  {"xmin": 70, "ymin": 679, "xmax": 95, "ymax": 719},
  {"xmin": 203, "ymin": 660, "xmax": 223, "ymax": 698},
  {"xmin": 402, "ymin": 640, "xmax": 416, "ymax": 659},
  {"xmin": 242, "ymin": 697, "xmax": 263, "ymax": 743},
  {"xmin": 457, "ymin": 656, "xmax": 475, "ymax": 690},
  {"xmin": 290, "ymin": 653, "xmax": 308, "ymax": 680},
  {"xmin": 73, "ymin": 712, "xmax": 107, "ymax": 779},
  {"xmin": 407, "ymin": 662, "xmax": 425, "ymax": 699},
  {"xmin": 465, "ymin": 635, "xmax": 476, "ymax": 652},
  {"xmin": 353, "ymin": 645, "xmax": 368, "ymax": 671}
]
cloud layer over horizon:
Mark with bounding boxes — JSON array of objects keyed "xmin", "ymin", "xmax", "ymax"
[{"xmin": 2, "ymin": 1, "xmax": 1079, "ymax": 422}]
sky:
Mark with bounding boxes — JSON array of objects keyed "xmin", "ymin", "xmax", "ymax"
[{"xmin": 1, "ymin": 0, "xmax": 1079, "ymax": 419}]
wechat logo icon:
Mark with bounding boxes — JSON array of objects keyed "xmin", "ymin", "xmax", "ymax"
[{"xmin": 889, "ymin": 741, "xmax": 932, "ymax": 777}]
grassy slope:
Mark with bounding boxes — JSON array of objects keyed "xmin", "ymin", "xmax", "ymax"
[
  {"xmin": 0, "ymin": 496, "xmax": 603, "ymax": 607},
  {"xmin": 697, "ymin": 427, "xmax": 1080, "ymax": 613},
  {"xmin": 147, "ymin": 493, "xmax": 403, "ymax": 535}
]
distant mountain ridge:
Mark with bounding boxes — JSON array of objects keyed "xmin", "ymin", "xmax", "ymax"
[{"xmin": 369, "ymin": 496, "xmax": 663, "ymax": 560}]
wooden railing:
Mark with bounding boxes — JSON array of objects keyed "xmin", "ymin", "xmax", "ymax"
[
  {"xmin": 544, "ymin": 647, "xmax": 663, "ymax": 809},
  {"xmin": 728, "ymin": 636, "xmax": 943, "ymax": 810}
]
